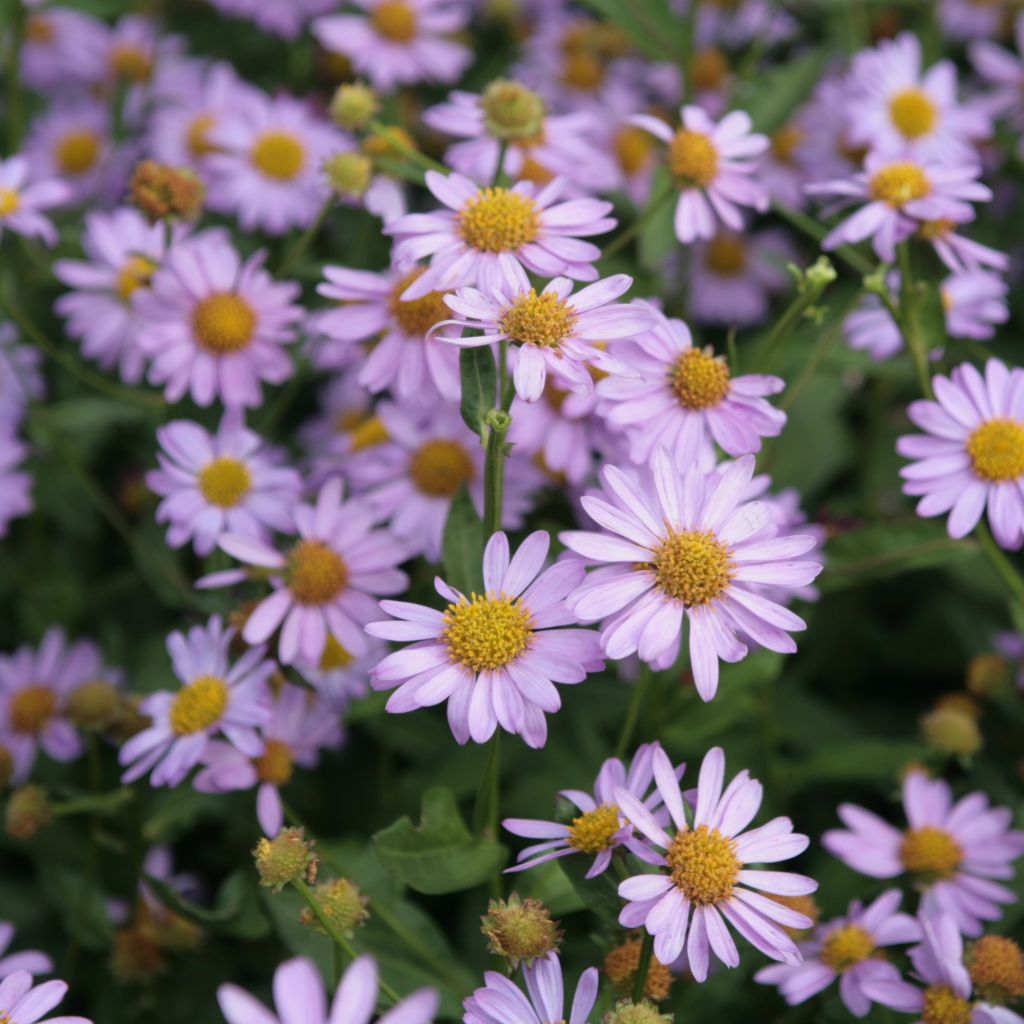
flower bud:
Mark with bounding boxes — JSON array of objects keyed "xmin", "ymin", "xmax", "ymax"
[
  {"xmin": 324, "ymin": 152, "xmax": 373, "ymax": 199},
  {"xmin": 330, "ymin": 83, "xmax": 379, "ymax": 131},
  {"xmin": 299, "ymin": 878, "xmax": 369, "ymax": 935},
  {"xmin": 67, "ymin": 679, "xmax": 122, "ymax": 731},
  {"xmin": 254, "ymin": 827, "xmax": 317, "ymax": 891},
  {"xmin": 921, "ymin": 703, "xmax": 982, "ymax": 757},
  {"xmin": 130, "ymin": 160, "xmax": 205, "ymax": 223},
  {"xmin": 480, "ymin": 80, "xmax": 545, "ymax": 141},
  {"xmin": 966, "ymin": 935, "xmax": 1024, "ymax": 1005},
  {"xmin": 604, "ymin": 936, "xmax": 672, "ymax": 1001},
  {"xmin": 5, "ymin": 784, "xmax": 52, "ymax": 839},
  {"xmin": 481, "ymin": 892, "xmax": 561, "ymax": 967},
  {"xmin": 966, "ymin": 654, "xmax": 1011, "ymax": 698},
  {"xmin": 603, "ymin": 1000, "xmax": 673, "ymax": 1024}
]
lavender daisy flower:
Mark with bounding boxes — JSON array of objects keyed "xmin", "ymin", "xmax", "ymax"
[
  {"xmin": 147, "ymin": 414, "xmax": 303, "ymax": 557},
  {"xmin": 433, "ymin": 264, "xmax": 648, "ymax": 402},
  {"xmin": 385, "ymin": 171, "xmax": 615, "ymax": 299},
  {"xmin": 823, "ymin": 769, "xmax": 1024, "ymax": 937},
  {"xmin": 897, "ymin": 359, "xmax": 1024, "ymax": 549},
  {"xmin": 135, "ymin": 230, "xmax": 302, "ymax": 408},
  {"xmin": 219, "ymin": 955, "xmax": 437, "ymax": 1024},
  {"xmin": 295, "ymin": 633, "xmax": 385, "ymax": 714},
  {"xmin": 203, "ymin": 478, "xmax": 409, "ymax": 666},
  {"xmin": 25, "ymin": 101, "xmax": 114, "ymax": 204},
  {"xmin": 207, "ymin": 0, "xmax": 335, "ymax": 40},
  {"xmin": 0, "ymin": 324, "xmax": 43, "ymax": 430},
  {"xmin": 971, "ymin": 18, "xmax": 1024, "ymax": 130},
  {"xmin": 0, "ymin": 155, "xmax": 70, "ymax": 247},
  {"xmin": 20, "ymin": 7, "xmax": 108, "ymax": 92},
  {"xmin": 507, "ymin": 388, "xmax": 602, "ymax": 487},
  {"xmin": 615, "ymin": 745, "xmax": 815, "ymax": 980},
  {"xmin": 0, "ymin": 971, "xmax": 90, "ymax": 1024},
  {"xmin": 940, "ymin": 0, "xmax": 1009, "ymax": 41},
  {"xmin": 503, "ymin": 741, "xmax": 680, "ymax": 878},
  {"xmin": 630, "ymin": 105, "xmax": 768, "ymax": 244},
  {"xmin": 755, "ymin": 889, "xmax": 922, "ymax": 1016},
  {"xmin": 312, "ymin": 0, "xmax": 472, "ymax": 92},
  {"xmin": 561, "ymin": 451, "xmax": 821, "ymax": 698},
  {"xmin": 464, "ymin": 952, "xmax": 597, "ymax": 1024},
  {"xmin": 943, "ymin": 272, "xmax": 1009, "ymax": 340},
  {"xmin": 118, "ymin": 616, "xmax": 273, "ymax": 788},
  {"xmin": 918, "ymin": 218, "xmax": 1008, "ymax": 275},
  {"xmin": 597, "ymin": 306, "xmax": 786, "ymax": 469},
  {"xmin": 0, "ymin": 430, "xmax": 32, "ymax": 540},
  {"xmin": 0, "ymin": 924, "xmax": 51, "ymax": 981},
  {"xmin": 367, "ymin": 530, "xmax": 604, "ymax": 749}
]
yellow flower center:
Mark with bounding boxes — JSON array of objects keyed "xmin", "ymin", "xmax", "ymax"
[
  {"xmin": 319, "ymin": 634, "xmax": 354, "ymax": 671},
  {"xmin": 968, "ymin": 935, "xmax": 1024, "ymax": 1001},
  {"xmin": 567, "ymin": 803, "xmax": 621, "ymax": 853},
  {"xmin": 287, "ymin": 540, "xmax": 349, "ymax": 606},
  {"xmin": 110, "ymin": 43, "xmax": 153, "ymax": 83},
  {"xmin": 900, "ymin": 826, "xmax": 964, "ymax": 881},
  {"xmin": 921, "ymin": 985, "xmax": 973, "ymax": 1024},
  {"xmin": 116, "ymin": 255, "xmax": 158, "ymax": 302},
  {"xmin": 704, "ymin": 234, "xmax": 747, "ymax": 276},
  {"xmin": 198, "ymin": 456, "xmax": 252, "ymax": 508},
  {"xmin": 669, "ymin": 129, "xmax": 718, "ymax": 188},
  {"xmin": 919, "ymin": 218, "xmax": 955, "ymax": 242},
  {"xmin": 869, "ymin": 162, "xmax": 931, "ymax": 206},
  {"xmin": 254, "ymin": 738, "xmax": 294, "ymax": 786},
  {"xmin": 671, "ymin": 346, "xmax": 731, "ymax": 409},
  {"xmin": 187, "ymin": 113, "xmax": 218, "ymax": 158},
  {"xmin": 457, "ymin": 187, "xmax": 541, "ymax": 253},
  {"xmin": 562, "ymin": 48, "xmax": 604, "ymax": 90},
  {"xmin": 389, "ymin": 268, "xmax": 450, "ymax": 337},
  {"xmin": 25, "ymin": 15, "xmax": 54, "ymax": 43},
  {"xmin": 9, "ymin": 685, "xmax": 57, "ymax": 734},
  {"xmin": 191, "ymin": 292, "xmax": 257, "ymax": 354},
  {"xmin": 652, "ymin": 529, "xmax": 734, "ymax": 606},
  {"xmin": 55, "ymin": 130, "xmax": 101, "ymax": 176},
  {"xmin": 966, "ymin": 418, "xmax": 1024, "ymax": 482},
  {"xmin": 371, "ymin": 0, "xmax": 418, "ymax": 41},
  {"xmin": 169, "ymin": 674, "xmax": 229, "ymax": 735},
  {"xmin": 604, "ymin": 937, "xmax": 673, "ymax": 1001},
  {"xmin": 250, "ymin": 131, "xmax": 306, "ymax": 181},
  {"xmin": 518, "ymin": 155, "xmax": 554, "ymax": 185},
  {"xmin": 442, "ymin": 593, "xmax": 533, "ymax": 672},
  {"xmin": 771, "ymin": 123, "xmax": 805, "ymax": 164},
  {"xmin": 889, "ymin": 87, "xmax": 938, "ymax": 140},
  {"xmin": 820, "ymin": 924, "xmax": 877, "ymax": 972},
  {"xmin": 614, "ymin": 125, "xmax": 655, "ymax": 175},
  {"xmin": 666, "ymin": 824, "xmax": 741, "ymax": 905},
  {"xmin": 409, "ymin": 439, "xmax": 475, "ymax": 497},
  {"xmin": 691, "ymin": 47, "xmax": 729, "ymax": 91},
  {"xmin": 499, "ymin": 289, "xmax": 578, "ymax": 349},
  {"xmin": 348, "ymin": 415, "xmax": 390, "ymax": 451},
  {"xmin": 0, "ymin": 188, "xmax": 20, "ymax": 217}
]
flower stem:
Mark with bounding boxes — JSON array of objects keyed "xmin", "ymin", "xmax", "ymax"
[
  {"xmin": 278, "ymin": 197, "xmax": 333, "ymax": 278},
  {"xmin": 367, "ymin": 121, "xmax": 448, "ymax": 174},
  {"xmin": 601, "ymin": 180, "xmax": 676, "ymax": 261},
  {"xmin": 632, "ymin": 931, "xmax": 655, "ymax": 1003},
  {"xmin": 492, "ymin": 141, "xmax": 509, "ymax": 188},
  {"xmin": 482, "ymin": 409, "xmax": 511, "ymax": 537},
  {"xmin": 754, "ymin": 257, "xmax": 835, "ymax": 373},
  {"xmin": 896, "ymin": 241, "xmax": 935, "ymax": 400},
  {"xmin": 615, "ymin": 662, "xmax": 652, "ymax": 759},
  {"xmin": 472, "ymin": 731, "xmax": 503, "ymax": 899},
  {"xmin": 773, "ymin": 201, "xmax": 874, "ymax": 276},
  {"xmin": 976, "ymin": 523, "xmax": 1024, "ymax": 608}
]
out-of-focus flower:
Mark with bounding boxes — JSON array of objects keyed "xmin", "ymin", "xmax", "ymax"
[
  {"xmin": 464, "ymin": 952, "xmax": 596, "ymax": 1024},
  {"xmin": 0, "ymin": 155, "xmax": 70, "ymax": 247},
  {"xmin": 0, "ymin": 431, "xmax": 32, "ymax": 542},
  {"xmin": 0, "ymin": 970, "xmax": 91, "ymax": 1024},
  {"xmin": 208, "ymin": 0, "xmax": 336, "ymax": 40},
  {"xmin": 25, "ymin": 101, "xmax": 115, "ymax": 205},
  {"xmin": 0, "ymin": 325, "xmax": 42, "ymax": 430},
  {"xmin": 0, "ymin": 923, "xmax": 52, "ymax": 981}
]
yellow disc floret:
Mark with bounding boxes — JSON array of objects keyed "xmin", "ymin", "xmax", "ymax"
[
  {"xmin": 287, "ymin": 540, "xmax": 349, "ymax": 606},
  {"xmin": 371, "ymin": 0, "xmax": 417, "ymax": 41},
  {"xmin": 187, "ymin": 113, "xmax": 218, "ymax": 158},
  {"xmin": 192, "ymin": 292, "xmax": 257, "ymax": 354},
  {"xmin": 9, "ymin": 685, "xmax": 57, "ymax": 734},
  {"xmin": 704, "ymin": 234, "xmax": 747, "ymax": 276},
  {"xmin": 255, "ymin": 738, "xmax": 294, "ymax": 786},
  {"xmin": 652, "ymin": 529, "xmax": 734, "ymax": 606},
  {"xmin": 390, "ymin": 268, "xmax": 451, "ymax": 337},
  {"xmin": 668, "ymin": 129, "xmax": 718, "ymax": 188},
  {"xmin": 921, "ymin": 985, "xmax": 972, "ymax": 1024},
  {"xmin": 966, "ymin": 418, "xmax": 1024, "ymax": 482},
  {"xmin": 442, "ymin": 593, "xmax": 533, "ymax": 672},
  {"xmin": 568, "ymin": 803, "xmax": 621, "ymax": 853},
  {"xmin": 409, "ymin": 439, "xmax": 475, "ymax": 497},
  {"xmin": 666, "ymin": 824, "xmax": 740, "ymax": 905},
  {"xmin": 499, "ymin": 290, "xmax": 578, "ymax": 349},
  {"xmin": 198, "ymin": 456, "xmax": 252, "ymax": 508},
  {"xmin": 967, "ymin": 935, "xmax": 1024, "ymax": 1002},
  {"xmin": 110, "ymin": 43, "xmax": 152, "ymax": 83},
  {"xmin": 319, "ymin": 634, "xmax": 354, "ymax": 671},
  {"xmin": 0, "ymin": 188, "xmax": 20, "ymax": 217},
  {"xmin": 869, "ymin": 162, "xmax": 931, "ymax": 206},
  {"xmin": 169, "ymin": 674, "xmax": 229, "ymax": 735},
  {"xmin": 820, "ymin": 924, "xmax": 877, "ymax": 972},
  {"xmin": 457, "ymin": 188, "xmax": 540, "ymax": 253},
  {"xmin": 670, "ymin": 347, "xmax": 731, "ymax": 409},
  {"xmin": 889, "ymin": 87, "xmax": 938, "ymax": 140},
  {"xmin": 900, "ymin": 826, "xmax": 963, "ymax": 881},
  {"xmin": 116, "ymin": 255, "xmax": 158, "ymax": 301},
  {"xmin": 55, "ymin": 130, "xmax": 101, "ymax": 176},
  {"xmin": 771, "ymin": 123, "xmax": 806, "ymax": 165},
  {"xmin": 250, "ymin": 131, "xmax": 306, "ymax": 181}
]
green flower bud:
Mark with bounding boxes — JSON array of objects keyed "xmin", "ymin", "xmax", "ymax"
[
  {"xmin": 480, "ymin": 80, "xmax": 545, "ymax": 141},
  {"xmin": 324, "ymin": 152, "xmax": 373, "ymax": 199},
  {"xmin": 299, "ymin": 878, "xmax": 369, "ymax": 935},
  {"xmin": 481, "ymin": 892, "xmax": 562, "ymax": 967},
  {"xmin": 329, "ymin": 83, "xmax": 379, "ymax": 131},
  {"xmin": 254, "ymin": 827, "xmax": 317, "ymax": 891}
]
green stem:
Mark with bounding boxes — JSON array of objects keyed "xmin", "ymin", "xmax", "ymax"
[
  {"xmin": 368, "ymin": 121, "xmax": 448, "ymax": 174},
  {"xmin": 492, "ymin": 141, "xmax": 509, "ymax": 188},
  {"xmin": 896, "ymin": 242, "xmax": 935, "ymax": 400},
  {"xmin": 615, "ymin": 663, "xmax": 652, "ymax": 759},
  {"xmin": 632, "ymin": 931, "xmax": 655, "ymax": 1003},
  {"xmin": 976, "ymin": 523, "xmax": 1024, "ymax": 608},
  {"xmin": 52, "ymin": 788, "xmax": 133, "ymax": 817},
  {"xmin": 482, "ymin": 410, "xmax": 511, "ymax": 537},
  {"xmin": 754, "ymin": 261, "xmax": 835, "ymax": 373},
  {"xmin": 279, "ymin": 198, "xmax": 333, "ymax": 278},
  {"xmin": 602, "ymin": 180, "xmax": 676, "ymax": 261},
  {"xmin": 472, "ymin": 732, "xmax": 503, "ymax": 899},
  {"xmin": 773, "ymin": 202, "xmax": 874, "ymax": 276}
]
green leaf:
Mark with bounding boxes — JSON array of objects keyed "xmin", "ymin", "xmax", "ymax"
[
  {"xmin": 578, "ymin": 0, "xmax": 683, "ymax": 60},
  {"xmin": 789, "ymin": 739, "xmax": 927, "ymax": 788},
  {"xmin": 459, "ymin": 346, "xmax": 497, "ymax": 438},
  {"xmin": 639, "ymin": 167, "xmax": 677, "ymax": 272},
  {"xmin": 143, "ymin": 870, "xmax": 270, "ymax": 938},
  {"xmin": 373, "ymin": 787, "xmax": 506, "ymax": 894},
  {"xmin": 735, "ymin": 50, "xmax": 828, "ymax": 134},
  {"xmin": 555, "ymin": 846, "xmax": 622, "ymax": 926},
  {"xmin": 442, "ymin": 485, "xmax": 485, "ymax": 594}
]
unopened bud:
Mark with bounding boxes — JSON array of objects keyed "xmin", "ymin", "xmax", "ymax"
[
  {"xmin": 604, "ymin": 936, "xmax": 672, "ymax": 1001},
  {"xmin": 324, "ymin": 152, "xmax": 373, "ymax": 199},
  {"xmin": 254, "ymin": 827, "xmax": 317, "ymax": 891},
  {"xmin": 966, "ymin": 935, "xmax": 1024, "ymax": 1004},
  {"xmin": 130, "ymin": 160, "xmax": 204, "ymax": 223},
  {"xmin": 803, "ymin": 255, "xmax": 837, "ymax": 290},
  {"xmin": 67, "ymin": 679, "xmax": 121, "ymax": 731},
  {"xmin": 330, "ymin": 83, "xmax": 379, "ymax": 131},
  {"xmin": 299, "ymin": 878, "xmax": 369, "ymax": 935},
  {"xmin": 481, "ymin": 892, "xmax": 561, "ymax": 968},
  {"xmin": 603, "ymin": 999, "xmax": 673, "ymax": 1024},
  {"xmin": 480, "ymin": 80, "xmax": 545, "ymax": 141},
  {"xmin": 966, "ymin": 654, "xmax": 1011, "ymax": 698},
  {"xmin": 5, "ymin": 784, "xmax": 52, "ymax": 839},
  {"xmin": 921, "ymin": 705, "xmax": 982, "ymax": 757}
]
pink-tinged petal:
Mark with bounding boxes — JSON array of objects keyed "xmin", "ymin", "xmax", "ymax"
[
  {"xmin": 614, "ymin": 787, "xmax": 672, "ymax": 849},
  {"xmin": 619, "ymin": 874, "xmax": 674, "ymax": 901},
  {"xmin": 329, "ymin": 956, "xmax": 377, "ymax": 1024},
  {"xmin": 483, "ymin": 532, "xmax": 510, "ymax": 592},
  {"xmin": 693, "ymin": 747, "xmax": 726, "ymax": 827},
  {"xmin": 218, "ymin": 985, "xmax": 279, "ymax": 1024}
]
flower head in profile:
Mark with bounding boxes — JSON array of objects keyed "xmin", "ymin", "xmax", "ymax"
[
  {"xmin": 823, "ymin": 769, "xmax": 1024, "ymax": 937},
  {"xmin": 561, "ymin": 451, "xmax": 821, "ymax": 700},
  {"xmin": 118, "ymin": 616, "xmax": 273, "ymax": 788},
  {"xmin": 630, "ymin": 105, "xmax": 768, "ymax": 243},
  {"xmin": 615, "ymin": 745, "xmax": 815, "ymax": 980},
  {"xmin": 503, "ymin": 742, "xmax": 682, "ymax": 878},
  {"xmin": 897, "ymin": 359, "xmax": 1024, "ymax": 550},
  {"xmin": 219, "ymin": 954, "xmax": 437, "ymax": 1024},
  {"xmin": 0, "ymin": 971, "xmax": 91, "ymax": 1024},
  {"xmin": 0, "ymin": 156, "xmax": 70, "ymax": 247},
  {"xmin": 0, "ymin": 923, "xmax": 52, "ymax": 981},
  {"xmin": 368, "ymin": 531, "xmax": 603, "ymax": 749},
  {"xmin": 464, "ymin": 952, "xmax": 597, "ymax": 1024}
]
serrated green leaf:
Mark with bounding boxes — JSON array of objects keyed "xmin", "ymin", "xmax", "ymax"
[
  {"xmin": 459, "ymin": 345, "xmax": 497, "ymax": 438},
  {"xmin": 442, "ymin": 485, "xmax": 484, "ymax": 593}
]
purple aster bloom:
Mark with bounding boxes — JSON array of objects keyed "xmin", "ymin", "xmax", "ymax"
[
  {"xmin": 755, "ymin": 889, "xmax": 922, "ymax": 1016},
  {"xmin": 312, "ymin": 0, "xmax": 472, "ymax": 92},
  {"xmin": 219, "ymin": 954, "xmax": 437, "ymax": 1024},
  {"xmin": 147, "ymin": 413, "xmax": 303, "ymax": 557},
  {"xmin": 844, "ymin": 290, "xmax": 905, "ymax": 362},
  {"xmin": 295, "ymin": 633, "xmax": 386, "ymax": 714},
  {"xmin": 202, "ymin": 478, "xmax": 409, "ymax": 666},
  {"xmin": 434, "ymin": 265, "xmax": 648, "ymax": 402},
  {"xmin": 971, "ymin": 17, "xmax": 1024, "ymax": 130},
  {"xmin": 0, "ymin": 430, "xmax": 32, "ymax": 540},
  {"xmin": 207, "ymin": 0, "xmax": 335, "ymax": 39},
  {"xmin": 0, "ymin": 971, "xmax": 91, "ymax": 1024},
  {"xmin": 135, "ymin": 230, "xmax": 302, "ymax": 408},
  {"xmin": 385, "ymin": 171, "xmax": 615, "ymax": 299},
  {"xmin": 630, "ymin": 105, "xmax": 769, "ymax": 244},
  {"xmin": 615, "ymin": 745, "xmax": 815, "ymax": 980},
  {"xmin": 118, "ymin": 616, "xmax": 273, "ymax": 788},
  {"xmin": 560, "ymin": 451, "xmax": 821, "ymax": 699},
  {"xmin": 0, "ymin": 155, "xmax": 70, "ymax": 247},
  {"xmin": 795, "ymin": 75, "xmax": 864, "ymax": 184},
  {"xmin": 0, "ymin": 924, "xmax": 51, "ymax": 981},
  {"xmin": 195, "ymin": 682, "xmax": 342, "ymax": 835},
  {"xmin": 464, "ymin": 952, "xmax": 597, "ymax": 1024},
  {"xmin": 943, "ymin": 271, "xmax": 1009, "ymax": 340},
  {"xmin": 597, "ymin": 306, "xmax": 786, "ymax": 469},
  {"xmin": 53, "ymin": 208, "xmax": 182, "ymax": 385},
  {"xmin": 823, "ymin": 769, "xmax": 1024, "ymax": 937},
  {"xmin": 507, "ymin": 387, "xmax": 602, "ymax": 487},
  {"xmin": 503, "ymin": 741, "xmax": 681, "ymax": 878},
  {"xmin": 24, "ymin": 101, "xmax": 114, "ymax": 205},
  {"xmin": 689, "ymin": 0, "xmax": 797, "ymax": 49},
  {"xmin": 19, "ymin": 7, "xmax": 109, "ymax": 92},
  {"xmin": 0, "ymin": 324, "xmax": 43, "ymax": 430},
  {"xmin": 897, "ymin": 359, "xmax": 1024, "ymax": 549},
  {"xmin": 367, "ymin": 530, "xmax": 603, "ymax": 749},
  {"xmin": 940, "ymin": 0, "xmax": 1010, "ymax": 41},
  {"xmin": 918, "ymin": 218, "xmax": 1008, "ymax": 275}
]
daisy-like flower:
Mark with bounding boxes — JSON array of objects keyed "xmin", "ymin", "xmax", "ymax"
[
  {"xmin": 295, "ymin": 633, "xmax": 386, "ymax": 713},
  {"xmin": 367, "ymin": 530, "xmax": 604, "ymax": 749},
  {"xmin": 385, "ymin": 171, "xmax": 615, "ymax": 299},
  {"xmin": 615, "ymin": 745, "xmax": 815, "ymax": 980},
  {"xmin": 25, "ymin": 101, "xmax": 114, "ymax": 205},
  {"xmin": 195, "ymin": 682, "xmax": 342, "ymax": 836},
  {"xmin": 464, "ymin": 952, "xmax": 597, "ymax": 1024},
  {"xmin": 971, "ymin": 17, "xmax": 1024, "ymax": 129},
  {"xmin": 118, "ymin": 616, "xmax": 273, "ymax": 788},
  {"xmin": 0, "ymin": 923, "xmax": 51, "ymax": 981},
  {"xmin": 219, "ymin": 955, "xmax": 437, "ymax": 1024},
  {"xmin": 203, "ymin": 478, "xmax": 409, "ymax": 666},
  {"xmin": 597, "ymin": 306, "xmax": 785, "ymax": 469},
  {"xmin": 561, "ymin": 451, "xmax": 820, "ymax": 698},
  {"xmin": 19, "ymin": 6, "xmax": 109, "ymax": 92},
  {"xmin": 755, "ymin": 889, "xmax": 922, "ymax": 1016},
  {"xmin": 312, "ymin": 0, "xmax": 472, "ymax": 92},
  {"xmin": 507, "ymin": 386, "xmax": 602, "ymax": 487},
  {"xmin": 917, "ymin": 218, "xmax": 1008, "ymax": 275},
  {"xmin": 0, "ymin": 155, "xmax": 70, "ymax": 247},
  {"xmin": 207, "ymin": 0, "xmax": 335, "ymax": 40},
  {"xmin": 315, "ymin": 263, "xmax": 460, "ymax": 402},
  {"xmin": 823, "ymin": 769, "xmax": 1024, "ymax": 937},
  {"xmin": 0, "ymin": 971, "xmax": 90, "ymax": 1024},
  {"xmin": 433, "ymin": 264, "xmax": 648, "ymax": 402},
  {"xmin": 147, "ymin": 414, "xmax": 303, "ymax": 557},
  {"xmin": 897, "ymin": 359, "xmax": 1024, "ymax": 549},
  {"xmin": 0, "ymin": 324, "xmax": 43, "ymax": 430},
  {"xmin": 206, "ymin": 90, "xmax": 340, "ymax": 235},
  {"xmin": 503, "ymin": 741, "xmax": 680, "ymax": 878},
  {"xmin": 629, "ymin": 105, "xmax": 768, "ymax": 244},
  {"xmin": 940, "ymin": 0, "xmax": 1011, "ymax": 41},
  {"xmin": 0, "ymin": 431, "xmax": 32, "ymax": 541},
  {"xmin": 53, "ymin": 207, "xmax": 181, "ymax": 385},
  {"xmin": 135, "ymin": 230, "xmax": 302, "ymax": 408}
]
